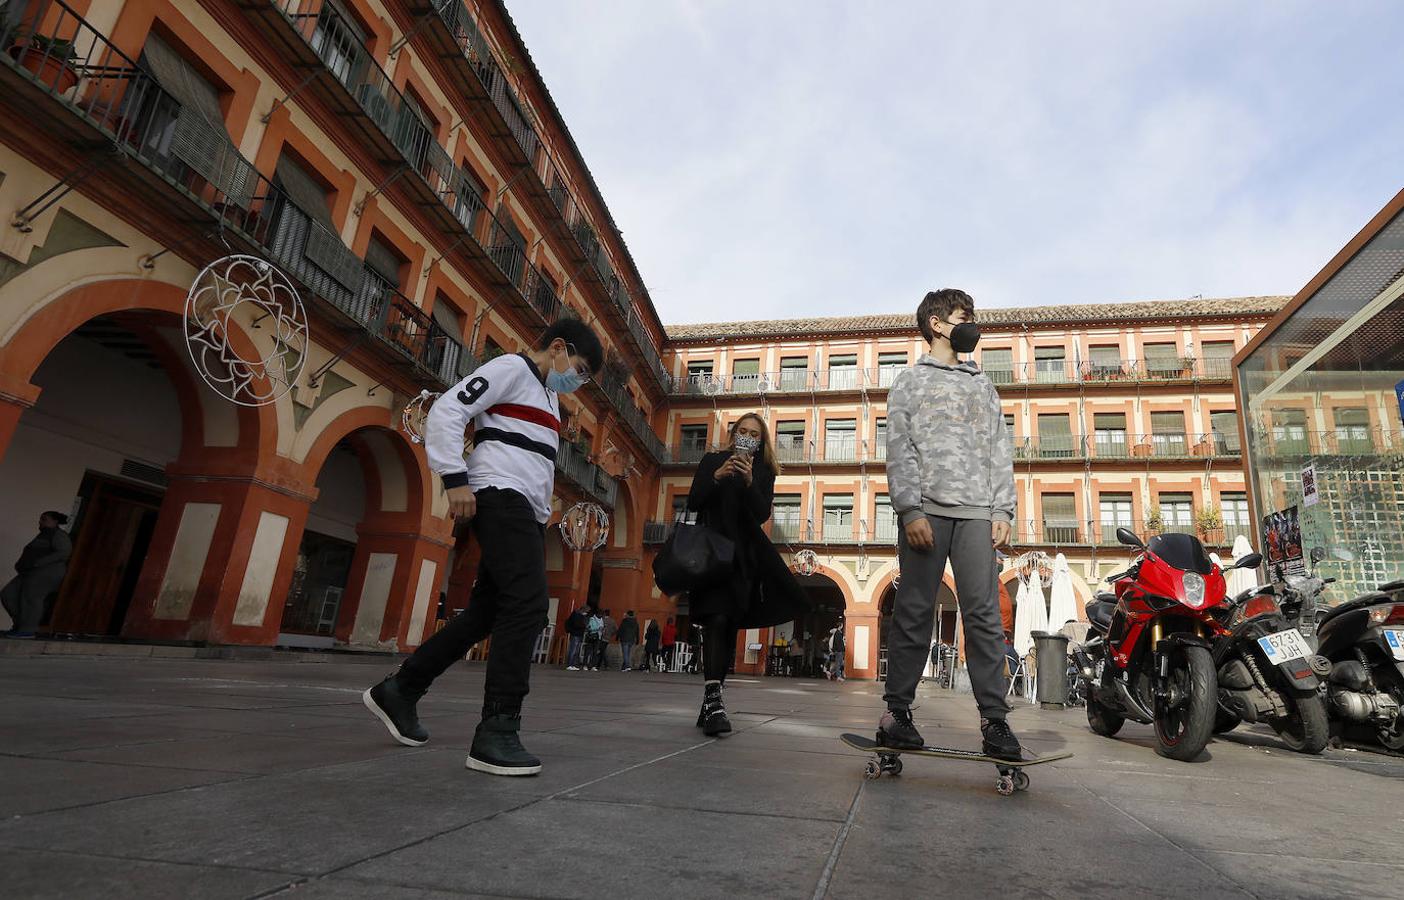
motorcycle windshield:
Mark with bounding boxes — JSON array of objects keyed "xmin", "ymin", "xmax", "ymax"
[{"xmin": 1147, "ymin": 533, "xmax": 1214, "ymax": 575}]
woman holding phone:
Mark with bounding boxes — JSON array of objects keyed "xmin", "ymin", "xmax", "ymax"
[{"xmin": 685, "ymin": 414, "xmax": 809, "ymax": 735}]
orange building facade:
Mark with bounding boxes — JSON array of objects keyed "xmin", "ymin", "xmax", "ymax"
[{"xmin": 0, "ymin": 0, "xmax": 1285, "ymax": 681}]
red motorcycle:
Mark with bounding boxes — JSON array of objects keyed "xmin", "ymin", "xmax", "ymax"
[{"xmin": 1074, "ymin": 528, "xmax": 1262, "ymax": 760}]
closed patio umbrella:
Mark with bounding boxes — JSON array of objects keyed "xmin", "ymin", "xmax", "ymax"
[
  {"xmin": 1013, "ymin": 576, "xmax": 1034, "ymax": 657},
  {"xmin": 1226, "ymin": 534, "xmax": 1260, "ymax": 599},
  {"xmin": 1046, "ymin": 553, "xmax": 1078, "ymax": 633},
  {"xmin": 1028, "ymin": 565, "xmax": 1049, "ymax": 636}
]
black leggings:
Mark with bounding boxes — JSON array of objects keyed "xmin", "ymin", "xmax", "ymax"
[{"xmin": 702, "ymin": 614, "xmax": 738, "ymax": 682}]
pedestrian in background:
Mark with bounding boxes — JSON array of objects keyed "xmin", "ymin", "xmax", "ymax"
[
  {"xmin": 661, "ymin": 616, "xmax": 677, "ymax": 671},
  {"xmin": 644, "ymin": 619, "xmax": 661, "ymax": 672},
  {"xmin": 617, "ymin": 610, "xmax": 639, "ymax": 671},
  {"xmin": 598, "ymin": 609, "xmax": 617, "ymax": 670},
  {"xmin": 584, "ymin": 607, "xmax": 604, "ymax": 671},
  {"xmin": 564, "ymin": 604, "xmax": 589, "ymax": 670},
  {"xmin": 2, "ymin": 511, "xmax": 71, "ymax": 639},
  {"xmin": 826, "ymin": 623, "xmax": 846, "ymax": 681}
]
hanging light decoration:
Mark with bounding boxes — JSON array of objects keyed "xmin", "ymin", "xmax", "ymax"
[
  {"xmin": 400, "ymin": 389, "xmax": 441, "ymax": 444},
  {"xmin": 184, "ymin": 254, "xmax": 307, "ymax": 407},
  {"xmin": 793, "ymin": 549, "xmax": 819, "ymax": 577},
  {"xmin": 559, "ymin": 501, "xmax": 609, "ymax": 552}
]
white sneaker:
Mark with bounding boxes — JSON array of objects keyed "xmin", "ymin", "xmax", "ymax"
[{"xmin": 566, "ymin": 666, "xmax": 579, "ymax": 671}]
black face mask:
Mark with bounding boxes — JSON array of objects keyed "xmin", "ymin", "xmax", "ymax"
[{"xmin": 937, "ymin": 319, "xmax": 981, "ymax": 354}]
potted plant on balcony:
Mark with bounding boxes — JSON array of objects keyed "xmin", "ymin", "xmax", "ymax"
[
  {"xmin": 1195, "ymin": 505, "xmax": 1223, "ymax": 542},
  {"xmin": 9, "ymin": 33, "xmax": 80, "ymax": 94},
  {"xmin": 1145, "ymin": 506, "xmax": 1164, "ymax": 534},
  {"xmin": 1179, "ymin": 354, "xmax": 1197, "ymax": 379}
]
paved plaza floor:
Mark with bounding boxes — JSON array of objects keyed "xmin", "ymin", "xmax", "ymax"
[{"xmin": 1, "ymin": 647, "xmax": 1401, "ymax": 899}]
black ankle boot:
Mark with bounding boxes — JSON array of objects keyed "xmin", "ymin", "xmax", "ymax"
[
  {"xmin": 363, "ymin": 673, "xmax": 429, "ymax": 746},
  {"xmin": 701, "ymin": 682, "xmax": 731, "ymax": 737},
  {"xmin": 467, "ymin": 700, "xmax": 542, "ymax": 776}
]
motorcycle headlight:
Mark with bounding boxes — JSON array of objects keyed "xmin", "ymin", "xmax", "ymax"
[{"xmin": 1183, "ymin": 572, "xmax": 1206, "ymax": 607}]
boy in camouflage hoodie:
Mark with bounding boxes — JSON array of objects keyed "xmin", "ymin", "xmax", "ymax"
[{"xmin": 881, "ymin": 289, "xmax": 1022, "ymax": 760}]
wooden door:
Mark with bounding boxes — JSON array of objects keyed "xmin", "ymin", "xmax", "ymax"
[{"xmin": 49, "ymin": 475, "xmax": 163, "ymax": 636}]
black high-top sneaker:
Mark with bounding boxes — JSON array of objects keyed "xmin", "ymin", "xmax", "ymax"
[
  {"xmin": 877, "ymin": 707, "xmax": 924, "ymax": 750},
  {"xmin": 467, "ymin": 701, "xmax": 542, "ymax": 776},
  {"xmin": 363, "ymin": 673, "xmax": 428, "ymax": 747},
  {"xmin": 701, "ymin": 681, "xmax": 731, "ymax": 736},
  {"xmin": 981, "ymin": 717, "xmax": 1023, "ymax": 761},
  {"xmin": 696, "ymin": 697, "xmax": 707, "ymax": 729}
]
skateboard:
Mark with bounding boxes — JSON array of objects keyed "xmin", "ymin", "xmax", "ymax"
[{"xmin": 840, "ymin": 733, "xmax": 1072, "ymax": 796}]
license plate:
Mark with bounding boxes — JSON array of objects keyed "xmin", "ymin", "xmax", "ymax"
[
  {"xmin": 1258, "ymin": 629, "xmax": 1313, "ymax": 666},
  {"xmin": 1386, "ymin": 629, "xmax": 1404, "ymax": 661}
]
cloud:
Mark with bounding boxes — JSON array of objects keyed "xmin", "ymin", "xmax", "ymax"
[{"xmin": 507, "ymin": 0, "xmax": 1404, "ymax": 323}]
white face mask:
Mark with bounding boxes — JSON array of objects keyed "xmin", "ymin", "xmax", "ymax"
[{"xmin": 734, "ymin": 434, "xmax": 762, "ymax": 456}]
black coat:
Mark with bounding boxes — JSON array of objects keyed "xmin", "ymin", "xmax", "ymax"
[
  {"xmin": 686, "ymin": 450, "xmax": 810, "ymax": 628},
  {"xmin": 644, "ymin": 621, "xmax": 661, "ymax": 651},
  {"xmin": 617, "ymin": 616, "xmax": 639, "ymax": 644}
]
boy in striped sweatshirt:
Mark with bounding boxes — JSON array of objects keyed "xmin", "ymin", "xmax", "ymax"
[{"xmin": 364, "ymin": 318, "xmax": 603, "ymax": 776}]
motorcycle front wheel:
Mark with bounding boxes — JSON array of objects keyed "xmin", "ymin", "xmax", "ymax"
[
  {"xmin": 1086, "ymin": 687, "xmax": 1124, "ymax": 737},
  {"xmin": 1154, "ymin": 644, "xmax": 1216, "ymax": 762},
  {"xmin": 1270, "ymin": 687, "xmax": 1329, "ymax": 754}
]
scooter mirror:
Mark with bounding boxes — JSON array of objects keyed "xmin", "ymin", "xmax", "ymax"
[
  {"xmin": 1310, "ymin": 546, "xmax": 1326, "ymax": 564},
  {"xmin": 1115, "ymin": 527, "xmax": 1145, "ymax": 549},
  {"xmin": 1234, "ymin": 552, "xmax": 1263, "ymax": 570},
  {"xmin": 1332, "ymin": 547, "xmax": 1356, "ymax": 562}
]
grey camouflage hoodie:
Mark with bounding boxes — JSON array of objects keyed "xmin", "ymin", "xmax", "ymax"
[{"xmin": 886, "ymin": 355, "xmax": 1015, "ymax": 526}]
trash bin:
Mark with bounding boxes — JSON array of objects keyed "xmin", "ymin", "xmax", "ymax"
[{"xmin": 1032, "ymin": 631, "xmax": 1070, "ymax": 708}]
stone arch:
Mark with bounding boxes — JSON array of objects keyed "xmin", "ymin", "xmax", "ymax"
[{"xmin": 297, "ymin": 405, "xmax": 433, "ymax": 525}]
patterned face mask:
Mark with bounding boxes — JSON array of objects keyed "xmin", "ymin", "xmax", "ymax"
[{"xmin": 734, "ymin": 433, "xmax": 762, "ymax": 456}]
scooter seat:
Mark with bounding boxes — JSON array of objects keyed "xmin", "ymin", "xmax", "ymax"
[
  {"xmin": 1085, "ymin": 600, "xmax": 1117, "ymax": 634},
  {"xmin": 1317, "ymin": 592, "xmax": 1394, "ymax": 628}
]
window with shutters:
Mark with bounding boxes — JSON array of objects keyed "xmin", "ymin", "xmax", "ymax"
[
  {"xmin": 1093, "ymin": 413, "xmax": 1128, "ymax": 458},
  {"xmin": 489, "ymin": 213, "xmax": 527, "ymax": 287},
  {"xmin": 1211, "ymin": 411, "xmax": 1240, "ymax": 454},
  {"xmin": 1042, "ymin": 493, "xmax": 1079, "ymax": 543},
  {"xmin": 1160, "ymin": 493, "xmax": 1195, "ymax": 533},
  {"xmin": 1151, "ymin": 411, "xmax": 1187, "ymax": 457},
  {"xmin": 1037, "ymin": 413, "xmax": 1074, "ymax": 457},
  {"xmin": 311, "ymin": 0, "xmax": 370, "ymax": 89},
  {"xmin": 873, "ymin": 417, "xmax": 888, "ymax": 460},
  {"xmin": 1144, "ymin": 343, "xmax": 1181, "ymax": 377},
  {"xmin": 453, "ymin": 160, "xmax": 487, "ymax": 233},
  {"xmin": 982, "ymin": 347, "xmax": 1014, "ymax": 384},
  {"xmin": 429, "ymin": 295, "xmax": 465, "ymax": 381},
  {"xmin": 1099, "ymin": 493, "xmax": 1134, "ymax": 542},
  {"xmin": 1272, "ymin": 409, "xmax": 1309, "ymax": 454},
  {"xmin": 679, "ymin": 424, "xmax": 710, "ymax": 461},
  {"xmin": 1334, "ymin": 407, "xmax": 1372, "ymax": 453},
  {"xmin": 878, "ymin": 352, "xmax": 908, "ymax": 387},
  {"xmin": 772, "ymin": 495, "xmax": 803, "ymax": 542},
  {"xmin": 825, "ymin": 419, "xmax": 857, "ymax": 461},
  {"xmin": 1034, "ymin": 346, "xmax": 1066, "ymax": 383},
  {"xmin": 827, "ymin": 354, "xmax": 858, "ymax": 390},
  {"xmin": 780, "ymin": 356, "xmax": 809, "ymax": 391},
  {"xmin": 685, "ymin": 360, "xmax": 714, "ymax": 394},
  {"xmin": 731, "ymin": 358, "xmax": 761, "ymax": 393},
  {"xmin": 823, "ymin": 494, "xmax": 854, "ymax": 542},
  {"xmin": 1221, "ymin": 493, "xmax": 1251, "ymax": 545},
  {"xmin": 1201, "ymin": 341, "xmax": 1236, "ymax": 377},
  {"xmin": 874, "ymin": 493, "xmax": 897, "ymax": 542},
  {"xmin": 1087, "ymin": 345, "xmax": 1123, "ymax": 379},
  {"xmin": 364, "ymin": 234, "xmax": 405, "ymax": 290},
  {"xmin": 776, "ymin": 421, "xmax": 806, "ymax": 464}
]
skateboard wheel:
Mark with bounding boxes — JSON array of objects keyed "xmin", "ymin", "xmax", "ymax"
[
  {"xmin": 996, "ymin": 775, "xmax": 1015, "ymax": 796},
  {"xmin": 864, "ymin": 760, "xmax": 881, "ymax": 780},
  {"xmin": 1012, "ymin": 770, "xmax": 1029, "ymax": 792},
  {"xmin": 885, "ymin": 757, "xmax": 903, "ymax": 776}
]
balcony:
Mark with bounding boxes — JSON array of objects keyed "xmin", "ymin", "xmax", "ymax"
[
  {"xmin": 0, "ymin": 1, "xmax": 467, "ymax": 388},
  {"xmin": 643, "ymin": 521, "xmax": 671, "ymax": 545},
  {"xmin": 555, "ymin": 439, "xmax": 618, "ymax": 508},
  {"xmin": 665, "ymin": 441, "xmax": 888, "ymax": 467},
  {"xmin": 413, "ymin": 0, "xmax": 670, "ymax": 395},
  {"xmin": 1252, "ymin": 427, "xmax": 1404, "ymax": 460},
  {"xmin": 667, "ymin": 355, "xmax": 1237, "ymax": 397},
  {"xmin": 1009, "ymin": 520, "xmax": 1247, "ymax": 549}
]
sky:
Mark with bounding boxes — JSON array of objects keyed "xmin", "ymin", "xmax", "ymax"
[{"xmin": 506, "ymin": 1, "xmax": 1404, "ymax": 324}]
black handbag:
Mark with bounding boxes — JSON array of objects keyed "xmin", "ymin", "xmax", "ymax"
[{"xmin": 652, "ymin": 509, "xmax": 734, "ymax": 595}]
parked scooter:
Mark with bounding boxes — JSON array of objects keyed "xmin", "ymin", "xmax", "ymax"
[
  {"xmin": 1289, "ymin": 548, "xmax": 1404, "ymax": 752},
  {"xmin": 1074, "ymin": 528, "xmax": 1260, "ymax": 761},
  {"xmin": 1207, "ymin": 580, "xmax": 1331, "ymax": 754}
]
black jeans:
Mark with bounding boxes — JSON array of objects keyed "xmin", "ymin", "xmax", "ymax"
[
  {"xmin": 398, "ymin": 489, "xmax": 548, "ymax": 712},
  {"xmin": 701, "ymin": 614, "xmax": 738, "ymax": 682}
]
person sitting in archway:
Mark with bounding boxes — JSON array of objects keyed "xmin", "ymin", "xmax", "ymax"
[
  {"xmin": 882, "ymin": 289, "xmax": 1022, "ymax": 761},
  {"xmin": 2, "ymin": 511, "xmax": 71, "ymax": 639},
  {"xmin": 361, "ymin": 318, "xmax": 603, "ymax": 777}
]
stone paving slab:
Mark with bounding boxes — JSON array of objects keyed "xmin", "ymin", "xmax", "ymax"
[{"xmin": 2, "ymin": 653, "xmax": 1403, "ymax": 899}]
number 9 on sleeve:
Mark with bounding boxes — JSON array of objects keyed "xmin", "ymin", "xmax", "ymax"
[{"xmin": 457, "ymin": 376, "xmax": 489, "ymax": 406}]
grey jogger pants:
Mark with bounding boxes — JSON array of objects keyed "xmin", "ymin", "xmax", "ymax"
[{"xmin": 883, "ymin": 515, "xmax": 1011, "ymax": 719}]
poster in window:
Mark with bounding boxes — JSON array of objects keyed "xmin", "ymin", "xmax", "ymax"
[
  {"xmin": 1396, "ymin": 379, "xmax": 1404, "ymax": 427},
  {"xmin": 1262, "ymin": 505, "xmax": 1305, "ymax": 578},
  {"xmin": 1301, "ymin": 465, "xmax": 1319, "ymax": 508}
]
